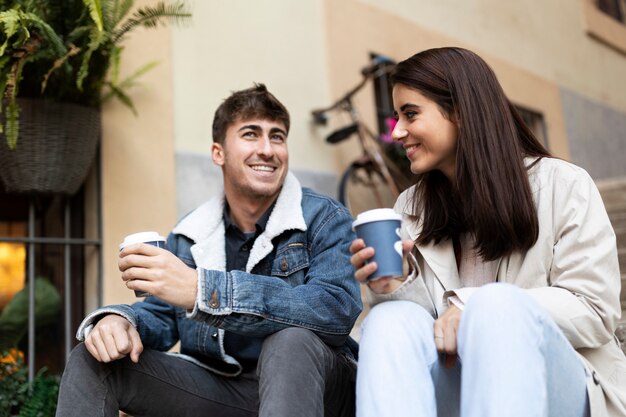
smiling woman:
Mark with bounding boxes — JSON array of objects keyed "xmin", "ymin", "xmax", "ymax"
[{"xmin": 351, "ymin": 47, "xmax": 626, "ymax": 417}]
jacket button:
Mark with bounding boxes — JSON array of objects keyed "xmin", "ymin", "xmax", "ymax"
[
  {"xmin": 281, "ymin": 258, "xmax": 288, "ymax": 272},
  {"xmin": 211, "ymin": 332, "xmax": 218, "ymax": 340},
  {"xmin": 209, "ymin": 289, "xmax": 219, "ymax": 308}
]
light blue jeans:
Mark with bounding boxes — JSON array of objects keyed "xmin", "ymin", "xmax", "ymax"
[{"xmin": 356, "ymin": 283, "xmax": 590, "ymax": 417}]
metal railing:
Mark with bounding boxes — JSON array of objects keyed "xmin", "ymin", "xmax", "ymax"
[{"xmin": 0, "ymin": 154, "xmax": 103, "ymax": 382}]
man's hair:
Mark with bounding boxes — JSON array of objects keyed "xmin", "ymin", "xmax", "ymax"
[
  {"xmin": 391, "ymin": 47, "xmax": 552, "ymax": 260},
  {"xmin": 212, "ymin": 83, "xmax": 290, "ymax": 144}
]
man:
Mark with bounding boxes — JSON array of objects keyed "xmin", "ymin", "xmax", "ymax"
[{"xmin": 56, "ymin": 84, "xmax": 362, "ymax": 417}]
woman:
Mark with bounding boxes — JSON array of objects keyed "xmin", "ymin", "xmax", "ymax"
[{"xmin": 351, "ymin": 47, "xmax": 626, "ymax": 417}]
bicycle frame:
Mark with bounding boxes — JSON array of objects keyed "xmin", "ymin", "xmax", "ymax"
[{"xmin": 312, "ymin": 67, "xmax": 402, "ymax": 202}]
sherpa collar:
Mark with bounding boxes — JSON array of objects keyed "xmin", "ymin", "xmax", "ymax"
[{"xmin": 172, "ymin": 172, "xmax": 307, "ymax": 272}]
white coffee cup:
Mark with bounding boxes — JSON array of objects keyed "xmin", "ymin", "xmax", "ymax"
[{"xmin": 119, "ymin": 231, "xmax": 166, "ymax": 297}]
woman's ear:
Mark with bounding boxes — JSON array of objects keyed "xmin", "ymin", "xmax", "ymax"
[{"xmin": 211, "ymin": 143, "xmax": 225, "ymax": 166}]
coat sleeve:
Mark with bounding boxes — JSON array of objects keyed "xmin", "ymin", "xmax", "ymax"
[
  {"xmin": 187, "ymin": 204, "xmax": 363, "ymax": 347},
  {"xmin": 75, "ymin": 299, "xmax": 181, "ymax": 352},
  {"xmin": 526, "ymin": 167, "xmax": 621, "ymax": 349}
]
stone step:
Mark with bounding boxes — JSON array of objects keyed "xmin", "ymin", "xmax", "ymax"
[
  {"xmin": 604, "ymin": 201, "xmax": 626, "ymax": 215},
  {"xmin": 606, "ymin": 210, "xmax": 626, "ymax": 224},
  {"xmin": 596, "ymin": 177, "xmax": 626, "ymax": 195},
  {"xmin": 616, "ymin": 225, "xmax": 626, "ymax": 249}
]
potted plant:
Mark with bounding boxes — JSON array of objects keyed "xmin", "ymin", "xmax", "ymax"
[{"xmin": 0, "ymin": 0, "xmax": 191, "ymax": 195}]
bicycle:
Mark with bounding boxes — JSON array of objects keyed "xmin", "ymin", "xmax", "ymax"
[{"xmin": 311, "ymin": 56, "xmax": 414, "ymax": 216}]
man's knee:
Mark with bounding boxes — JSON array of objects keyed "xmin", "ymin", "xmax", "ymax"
[
  {"xmin": 261, "ymin": 327, "xmax": 320, "ymax": 356},
  {"xmin": 258, "ymin": 328, "xmax": 329, "ymax": 373},
  {"xmin": 64, "ymin": 343, "xmax": 97, "ymax": 373}
]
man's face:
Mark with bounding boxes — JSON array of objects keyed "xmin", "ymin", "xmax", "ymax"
[{"xmin": 212, "ymin": 118, "xmax": 289, "ymax": 203}]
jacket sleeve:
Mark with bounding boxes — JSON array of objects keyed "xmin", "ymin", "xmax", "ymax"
[
  {"xmin": 187, "ymin": 205, "xmax": 363, "ymax": 347},
  {"xmin": 525, "ymin": 167, "xmax": 621, "ymax": 349},
  {"xmin": 75, "ymin": 299, "xmax": 180, "ymax": 352}
]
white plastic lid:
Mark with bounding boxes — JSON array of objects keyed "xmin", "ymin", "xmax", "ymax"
[
  {"xmin": 352, "ymin": 208, "xmax": 402, "ymax": 229},
  {"xmin": 119, "ymin": 231, "xmax": 165, "ymax": 250}
]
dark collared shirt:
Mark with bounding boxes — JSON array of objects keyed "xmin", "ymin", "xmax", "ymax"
[
  {"xmin": 223, "ymin": 203, "xmax": 273, "ymax": 272},
  {"xmin": 222, "ymin": 202, "xmax": 274, "ymax": 369}
]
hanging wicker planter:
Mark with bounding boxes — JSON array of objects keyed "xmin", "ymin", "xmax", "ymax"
[{"xmin": 0, "ymin": 98, "xmax": 101, "ymax": 195}]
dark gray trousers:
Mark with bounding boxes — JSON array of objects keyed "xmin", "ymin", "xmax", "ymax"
[{"xmin": 55, "ymin": 328, "xmax": 356, "ymax": 417}]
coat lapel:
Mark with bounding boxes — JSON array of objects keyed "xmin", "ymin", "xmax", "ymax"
[{"xmin": 401, "ymin": 198, "xmax": 461, "ymax": 292}]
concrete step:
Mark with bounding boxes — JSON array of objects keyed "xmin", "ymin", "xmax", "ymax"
[
  {"xmin": 606, "ymin": 211, "xmax": 626, "ymax": 225},
  {"xmin": 618, "ymin": 249, "xmax": 626, "ymax": 277},
  {"xmin": 616, "ymin": 225, "xmax": 626, "ymax": 249},
  {"xmin": 596, "ymin": 177, "xmax": 626, "ymax": 197}
]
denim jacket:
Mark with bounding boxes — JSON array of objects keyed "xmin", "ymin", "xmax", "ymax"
[{"xmin": 76, "ymin": 173, "xmax": 362, "ymax": 376}]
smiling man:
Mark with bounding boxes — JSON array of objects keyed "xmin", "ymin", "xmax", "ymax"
[{"xmin": 56, "ymin": 84, "xmax": 362, "ymax": 417}]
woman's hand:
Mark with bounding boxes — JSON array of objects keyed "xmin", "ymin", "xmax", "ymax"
[
  {"xmin": 349, "ymin": 238, "xmax": 414, "ymax": 294},
  {"xmin": 433, "ymin": 304, "xmax": 462, "ymax": 368}
]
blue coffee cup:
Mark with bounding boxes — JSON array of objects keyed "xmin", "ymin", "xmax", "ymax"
[
  {"xmin": 119, "ymin": 231, "xmax": 166, "ymax": 297},
  {"xmin": 352, "ymin": 209, "xmax": 403, "ymax": 281}
]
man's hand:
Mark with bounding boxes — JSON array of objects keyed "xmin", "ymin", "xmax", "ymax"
[
  {"xmin": 85, "ymin": 314, "xmax": 143, "ymax": 363},
  {"xmin": 119, "ymin": 243, "xmax": 198, "ymax": 309},
  {"xmin": 433, "ymin": 304, "xmax": 462, "ymax": 368},
  {"xmin": 349, "ymin": 238, "xmax": 414, "ymax": 294}
]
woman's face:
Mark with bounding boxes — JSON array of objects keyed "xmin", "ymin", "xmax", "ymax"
[{"xmin": 392, "ymin": 84, "xmax": 458, "ymax": 182}]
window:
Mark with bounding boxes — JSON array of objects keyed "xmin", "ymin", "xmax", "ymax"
[
  {"xmin": 0, "ymin": 177, "xmax": 102, "ymax": 380},
  {"xmin": 514, "ymin": 105, "xmax": 549, "ymax": 148},
  {"xmin": 597, "ymin": 0, "xmax": 626, "ymax": 23},
  {"xmin": 584, "ymin": 0, "xmax": 626, "ymax": 54}
]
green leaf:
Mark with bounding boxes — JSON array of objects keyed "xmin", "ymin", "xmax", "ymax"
[
  {"xmin": 103, "ymin": 82, "xmax": 137, "ymax": 116},
  {"xmin": 113, "ymin": 1, "xmax": 191, "ymax": 43},
  {"xmin": 109, "ymin": 45, "xmax": 122, "ymax": 84},
  {"xmin": 5, "ymin": 95, "xmax": 19, "ymax": 150},
  {"xmin": 0, "ymin": 278, "xmax": 61, "ymax": 350},
  {"xmin": 83, "ymin": 0, "xmax": 104, "ymax": 32},
  {"xmin": 118, "ymin": 60, "xmax": 158, "ymax": 89},
  {"xmin": 76, "ymin": 27, "xmax": 107, "ymax": 91}
]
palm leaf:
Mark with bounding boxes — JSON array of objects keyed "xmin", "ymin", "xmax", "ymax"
[
  {"xmin": 101, "ymin": 60, "xmax": 158, "ymax": 104},
  {"xmin": 76, "ymin": 27, "xmax": 108, "ymax": 91},
  {"xmin": 102, "ymin": 82, "xmax": 137, "ymax": 115},
  {"xmin": 5, "ymin": 99, "xmax": 19, "ymax": 149},
  {"xmin": 0, "ymin": 10, "xmax": 66, "ymax": 57},
  {"xmin": 118, "ymin": 60, "xmax": 158, "ymax": 88},
  {"xmin": 82, "ymin": 0, "xmax": 104, "ymax": 32},
  {"xmin": 114, "ymin": 0, "xmax": 135, "ymax": 27},
  {"xmin": 113, "ymin": 1, "xmax": 191, "ymax": 43}
]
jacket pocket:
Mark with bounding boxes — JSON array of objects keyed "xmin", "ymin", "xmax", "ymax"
[{"xmin": 271, "ymin": 242, "xmax": 309, "ymax": 278}]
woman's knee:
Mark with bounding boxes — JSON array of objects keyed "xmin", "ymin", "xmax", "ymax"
[
  {"xmin": 365, "ymin": 301, "xmax": 433, "ymax": 334},
  {"xmin": 460, "ymin": 283, "xmax": 544, "ymax": 345},
  {"xmin": 361, "ymin": 301, "xmax": 435, "ymax": 352},
  {"xmin": 463, "ymin": 283, "xmax": 537, "ymax": 321}
]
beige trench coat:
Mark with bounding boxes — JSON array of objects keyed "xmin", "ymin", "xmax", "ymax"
[{"xmin": 369, "ymin": 157, "xmax": 626, "ymax": 417}]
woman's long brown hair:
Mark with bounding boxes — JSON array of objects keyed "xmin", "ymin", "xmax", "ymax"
[{"xmin": 391, "ymin": 47, "xmax": 551, "ymax": 260}]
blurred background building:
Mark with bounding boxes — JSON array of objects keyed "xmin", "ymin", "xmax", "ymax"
[{"xmin": 1, "ymin": 0, "xmax": 625, "ymax": 374}]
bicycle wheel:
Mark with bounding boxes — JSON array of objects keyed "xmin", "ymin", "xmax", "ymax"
[{"xmin": 338, "ymin": 162, "xmax": 397, "ymax": 216}]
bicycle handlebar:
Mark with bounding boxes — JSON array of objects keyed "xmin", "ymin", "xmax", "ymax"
[{"xmin": 311, "ymin": 56, "xmax": 395, "ymax": 125}]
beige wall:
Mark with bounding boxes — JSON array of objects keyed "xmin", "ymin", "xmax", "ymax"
[
  {"xmin": 323, "ymin": 0, "xmax": 569, "ymax": 160},
  {"xmin": 358, "ymin": 0, "xmax": 626, "ymax": 114},
  {"xmin": 100, "ymin": 0, "xmax": 177, "ymax": 306},
  {"xmin": 171, "ymin": 0, "xmax": 342, "ymax": 174},
  {"xmin": 97, "ymin": 0, "xmax": 624, "ymax": 304}
]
